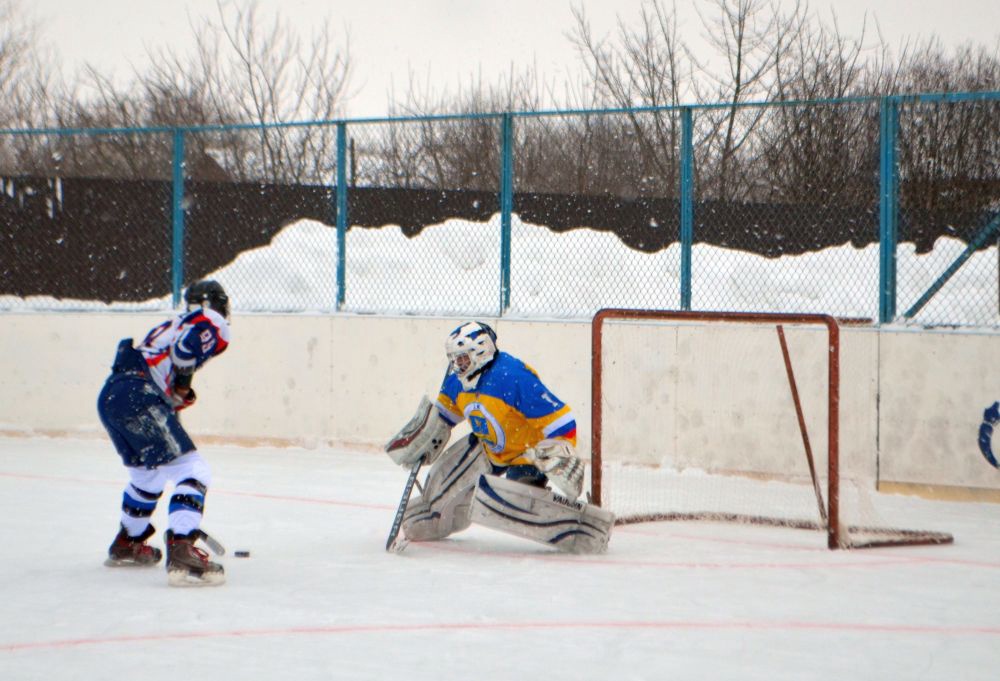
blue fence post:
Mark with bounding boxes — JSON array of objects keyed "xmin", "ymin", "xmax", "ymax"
[
  {"xmin": 170, "ymin": 128, "xmax": 185, "ymax": 307},
  {"xmin": 336, "ymin": 122, "xmax": 348, "ymax": 311},
  {"xmin": 879, "ymin": 97, "xmax": 899, "ymax": 324},
  {"xmin": 904, "ymin": 212, "xmax": 1000, "ymax": 319},
  {"xmin": 680, "ymin": 107, "xmax": 694, "ymax": 310},
  {"xmin": 499, "ymin": 114, "xmax": 514, "ymax": 314}
]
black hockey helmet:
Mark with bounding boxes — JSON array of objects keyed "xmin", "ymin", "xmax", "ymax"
[{"xmin": 184, "ymin": 279, "xmax": 230, "ymax": 318}]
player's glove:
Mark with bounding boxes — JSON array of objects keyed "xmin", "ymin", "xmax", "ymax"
[
  {"xmin": 524, "ymin": 438, "xmax": 585, "ymax": 501},
  {"xmin": 170, "ymin": 386, "xmax": 197, "ymax": 412}
]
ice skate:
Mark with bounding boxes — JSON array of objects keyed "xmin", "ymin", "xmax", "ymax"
[
  {"xmin": 104, "ymin": 524, "xmax": 163, "ymax": 567},
  {"xmin": 165, "ymin": 530, "xmax": 225, "ymax": 587}
]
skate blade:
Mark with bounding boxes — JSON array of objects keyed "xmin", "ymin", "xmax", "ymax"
[
  {"xmin": 167, "ymin": 568, "xmax": 226, "ymax": 587},
  {"xmin": 104, "ymin": 557, "xmax": 161, "ymax": 568}
]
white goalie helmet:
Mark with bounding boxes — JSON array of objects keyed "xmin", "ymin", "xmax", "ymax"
[{"xmin": 446, "ymin": 321, "xmax": 498, "ymax": 389}]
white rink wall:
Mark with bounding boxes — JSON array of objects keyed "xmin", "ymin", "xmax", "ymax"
[{"xmin": 1, "ymin": 313, "xmax": 998, "ymax": 494}]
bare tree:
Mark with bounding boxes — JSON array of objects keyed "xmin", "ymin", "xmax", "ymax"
[
  {"xmin": 570, "ymin": 0, "xmax": 692, "ymax": 109},
  {"xmin": 0, "ymin": 1, "xmax": 66, "ymax": 165},
  {"xmin": 0, "ymin": 0, "xmax": 34, "ymax": 170},
  {"xmin": 691, "ymin": 0, "xmax": 807, "ymax": 200},
  {"xmin": 365, "ymin": 64, "xmax": 554, "ymax": 191},
  {"xmin": 566, "ymin": 0, "xmax": 692, "ymax": 196},
  {"xmin": 195, "ymin": 0, "xmax": 351, "ymax": 182},
  {"xmin": 757, "ymin": 9, "xmax": 885, "ymax": 206},
  {"xmin": 0, "ymin": 0, "xmax": 37, "ymax": 125},
  {"xmin": 37, "ymin": 0, "xmax": 352, "ymax": 183},
  {"xmin": 891, "ymin": 39, "xmax": 1000, "ymax": 215}
]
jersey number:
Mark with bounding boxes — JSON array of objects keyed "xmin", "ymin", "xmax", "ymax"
[{"xmin": 199, "ymin": 329, "xmax": 216, "ymax": 354}]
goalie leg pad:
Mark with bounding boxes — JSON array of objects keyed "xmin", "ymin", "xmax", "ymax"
[
  {"xmin": 470, "ymin": 474, "xmax": 615, "ymax": 554},
  {"xmin": 402, "ymin": 434, "xmax": 490, "ymax": 542}
]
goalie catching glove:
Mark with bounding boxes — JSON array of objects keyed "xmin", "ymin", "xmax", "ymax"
[
  {"xmin": 385, "ymin": 396, "xmax": 453, "ymax": 467},
  {"xmin": 524, "ymin": 438, "xmax": 585, "ymax": 501}
]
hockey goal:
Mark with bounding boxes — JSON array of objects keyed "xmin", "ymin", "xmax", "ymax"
[{"xmin": 591, "ymin": 309, "xmax": 953, "ymax": 549}]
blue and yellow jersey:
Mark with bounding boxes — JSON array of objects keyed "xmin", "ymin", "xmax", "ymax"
[{"xmin": 435, "ymin": 351, "xmax": 576, "ymax": 466}]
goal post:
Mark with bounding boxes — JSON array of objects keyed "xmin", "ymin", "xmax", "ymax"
[{"xmin": 590, "ymin": 308, "xmax": 953, "ymax": 550}]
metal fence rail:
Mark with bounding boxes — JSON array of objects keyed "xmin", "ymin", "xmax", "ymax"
[{"xmin": 1, "ymin": 92, "xmax": 998, "ymax": 326}]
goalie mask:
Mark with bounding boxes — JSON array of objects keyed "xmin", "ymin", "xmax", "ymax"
[
  {"xmin": 185, "ymin": 280, "xmax": 230, "ymax": 319},
  {"xmin": 446, "ymin": 321, "xmax": 498, "ymax": 390}
]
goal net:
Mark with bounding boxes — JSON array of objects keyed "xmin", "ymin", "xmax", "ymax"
[{"xmin": 591, "ymin": 309, "xmax": 953, "ymax": 549}]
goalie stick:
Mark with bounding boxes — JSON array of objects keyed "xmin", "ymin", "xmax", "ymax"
[{"xmin": 385, "ymin": 455, "xmax": 426, "ymax": 552}]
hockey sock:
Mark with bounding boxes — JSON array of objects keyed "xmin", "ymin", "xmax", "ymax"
[
  {"xmin": 120, "ymin": 483, "xmax": 163, "ymax": 537},
  {"xmin": 168, "ymin": 478, "xmax": 207, "ymax": 536}
]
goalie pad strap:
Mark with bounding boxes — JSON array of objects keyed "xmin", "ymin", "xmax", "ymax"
[
  {"xmin": 385, "ymin": 396, "xmax": 453, "ymax": 466},
  {"xmin": 470, "ymin": 474, "xmax": 614, "ymax": 554}
]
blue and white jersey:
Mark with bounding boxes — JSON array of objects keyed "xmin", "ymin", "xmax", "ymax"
[
  {"xmin": 135, "ymin": 307, "xmax": 230, "ymax": 403},
  {"xmin": 436, "ymin": 351, "xmax": 576, "ymax": 466}
]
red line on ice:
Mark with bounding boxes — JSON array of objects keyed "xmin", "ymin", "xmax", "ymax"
[{"xmin": 4, "ymin": 619, "xmax": 999, "ymax": 652}]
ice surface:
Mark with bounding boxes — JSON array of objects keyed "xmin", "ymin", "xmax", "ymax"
[{"xmin": 1, "ymin": 435, "xmax": 997, "ymax": 680}]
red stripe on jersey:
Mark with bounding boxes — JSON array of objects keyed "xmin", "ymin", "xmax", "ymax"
[
  {"xmin": 146, "ymin": 351, "xmax": 169, "ymax": 367},
  {"xmin": 550, "ymin": 425, "xmax": 577, "ymax": 441}
]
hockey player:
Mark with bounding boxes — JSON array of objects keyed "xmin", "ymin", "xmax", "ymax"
[
  {"xmin": 385, "ymin": 321, "xmax": 614, "ymax": 553},
  {"xmin": 97, "ymin": 280, "xmax": 231, "ymax": 586},
  {"xmin": 979, "ymin": 401, "xmax": 1000, "ymax": 468}
]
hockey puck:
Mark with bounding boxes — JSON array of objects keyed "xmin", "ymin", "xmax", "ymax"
[{"xmin": 234, "ymin": 550, "xmax": 251, "ymax": 558}]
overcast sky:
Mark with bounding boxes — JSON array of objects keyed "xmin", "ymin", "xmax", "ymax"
[{"xmin": 26, "ymin": 0, "xmax": 1000, "ymax": 118}]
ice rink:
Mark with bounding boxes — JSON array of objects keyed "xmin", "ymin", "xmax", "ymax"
[{"xmin": 1, "ymin": 435, "xmax": 997, "ymax": 681}]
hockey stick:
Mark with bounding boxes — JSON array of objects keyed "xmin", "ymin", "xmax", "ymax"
[
  {"xmin": 193, "ymin": 529, "xmax": 226, "ymax": 556},
  {"xmin": 385, "ymin": 455, "xmax": 426, "ymax": 552}
]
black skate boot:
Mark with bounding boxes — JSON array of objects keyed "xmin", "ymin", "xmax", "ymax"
[
  {"xmin": 165, "ymin": 530, "xmax": 225, "ymax": 587},
  {"xmin": 105, "ymin": 524, "xmax": 162, "ymax": 567}
]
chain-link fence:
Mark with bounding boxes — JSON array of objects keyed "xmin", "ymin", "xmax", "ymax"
[
  {"xmin": 895, "ymin": 97, "xmax": 1000, "ymax": 326},
  {"xmin": 2, "ymin": 93, "xmax": 999, "ymax": 326}
]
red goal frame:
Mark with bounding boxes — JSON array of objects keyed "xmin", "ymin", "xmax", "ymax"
[{"xmin": 590, "ymin": 308, "xmax": 953, "ymax": 550}]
